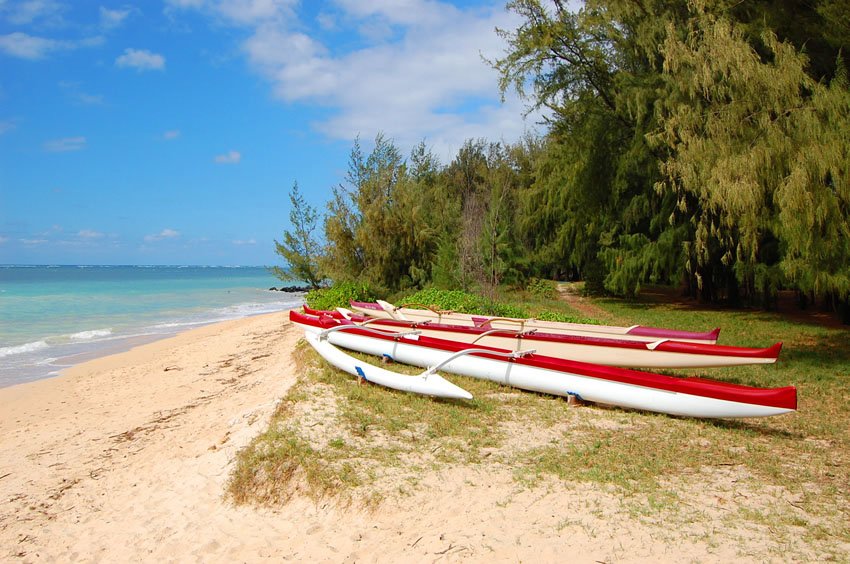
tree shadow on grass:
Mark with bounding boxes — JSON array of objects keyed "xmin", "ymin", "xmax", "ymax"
[{"xmin": 629, "ymin": 286, "xmax": 849, "ymax": 330}]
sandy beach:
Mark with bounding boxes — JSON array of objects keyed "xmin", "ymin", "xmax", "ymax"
[{"xmin": 0, "ymin": 311, "xmax": 839, "ymax": 563}]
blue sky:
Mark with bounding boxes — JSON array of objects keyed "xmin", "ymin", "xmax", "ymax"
[{"xmin": 0, "ymin": 0, "xmax": 535, "ymax": 266}]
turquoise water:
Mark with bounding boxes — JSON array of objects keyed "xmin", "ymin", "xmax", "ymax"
[{"xmin": 0, "ymin": 266, "xmax": 304, "ymax": 387}]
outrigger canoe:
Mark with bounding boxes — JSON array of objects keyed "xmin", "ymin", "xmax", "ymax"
[
  {"xmin": 303, "ymin": 331, "xmax": 472, "ymax": 400},
  {"xmin": 303, "ymin": 306, "xmax": 781, "ymax": 369},
  {"xmin": 291, "ymin": 310, "xmax": 797, "ymax": 419},
  {"xmin": 350, "ymin": 300, "xmax": 721, "ymax": 344}
]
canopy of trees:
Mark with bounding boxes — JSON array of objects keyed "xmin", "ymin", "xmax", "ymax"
[{"xmin": 275, "ymin": 0, "xmax": 849, "ymax": 314}]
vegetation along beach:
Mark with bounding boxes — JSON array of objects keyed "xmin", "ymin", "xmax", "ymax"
[{"xmin": 1, "ymin": 0, "xmax": 848, "ymax": 562}]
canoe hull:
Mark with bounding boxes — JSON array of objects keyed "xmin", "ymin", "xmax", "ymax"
[
  {"xmin": 293, "ymin": 312, "xmax": 796, "ymax": 419},
  {"xmin": 311, "ymin": 308, "xmax": 779, "ymax": 369},
  {"xmin": 350, "ymin": 300, "xmax": 721, "ymax": 344},
  {"xmin": 392, "ymin": 329, "xmax": 775, "ymax": 368}
]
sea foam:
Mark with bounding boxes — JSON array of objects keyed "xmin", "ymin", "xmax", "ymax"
[
  {"xmin": 69, "ymin": 328, "xmax": 114, "ymax": 341},
  {"xmin": 0, "ymin": 340, "xmax": 49, "ymax": 358}
]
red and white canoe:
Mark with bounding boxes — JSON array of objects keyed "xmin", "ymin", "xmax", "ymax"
[
  {"xmin": 303, "ymin": 306, "xmax": 780, "ymax": 369},
  {"xmin": 291, "ymin": 311, "xmax": 797, "ymax": 419},
  {"xmin": 350, "ymin": 300, "xmax": 721, "ymax": 344}
]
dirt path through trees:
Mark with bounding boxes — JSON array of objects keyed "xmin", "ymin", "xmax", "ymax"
[{"xmin": 555, "ymin": 282, "xmax": 616, "ymax": 321}]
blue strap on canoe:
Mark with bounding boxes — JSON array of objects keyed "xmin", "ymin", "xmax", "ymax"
[{"xmin": 355, "ymin": 366, "xmax": 368, "ymax": 382}]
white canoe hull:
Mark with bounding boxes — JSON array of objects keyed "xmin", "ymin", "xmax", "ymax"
[
  {"xmin": 296, "ymin": 323, "xmax": 794, "ymax": 419},
  {"xmin": 304, "ymin": 331, "xmax": 472, "ymax": 400}
]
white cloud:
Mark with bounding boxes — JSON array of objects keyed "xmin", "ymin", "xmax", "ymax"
[
  {"xmin": 216, "ymin": 0, "xmax": 295, "ymax": 26},
  {"xmin": 0, "ymin": 32, "xmax": 103, "ymax": 60},
  {"xmin": 163, "ymin": 129, "xmax": 181, "ymax": 140},
  {"xmin": 333, "ymin": 0, "xmax": 453, "ymax": 27},
  {"xmin": 165, "ymin": 0, "xmax": 206, "ymax": 8},
  {"xmin": 75, "ymin": 92, "xmax": 103, "ymax": 104},
  {"xmin": 164, "ymin": 0, "xmax": 296, "ymax": 26},
  {"xmin": 159, "ymin": 2, "xmax": 543, "ymax": 161},
  {"xmin": 214, "ymin": 150, "xmax": 241, "ymax": 164},
  {"xmin": 3, "ymin": 0, "xmax": 65, "ymax": 26},
  {"xmin": 0, "ymin": 32, "xmax": 61, "ymax": 59},
  {"xmin": 59, "ymin": 81, "xmax": 103, "ymax": 105},
  {"xmin": 232, "ymin": 238, "xmax": 256, "ymax": 245},
  {"xmin": 99, "ymin": 6, "xmax": 132, "ymax": 30},
  {"xmin": 77, "ymin": 229, "xmax": 104, "ymax": 239},
  {"xmin": 0, "ymin": 236, "xmax": 8, "ymax": 245},
  {"xmin": 115, "ymin": 48, "xmax": 165, "ymax": 71},
  {"xmin": 144, "ymin": 228, "xmax": 180, "ymax": 242},
  {"xmin": 316, "ymin": 12, "xmax": 336, "ymax": 31},
  {"xmin": 43, "ymin": 136, "xmax": 86, "ymax": 152},
  {"xmin": 20, "ymin": 238, "xmax": 48, "ymax": 245},
  {"xmin": 170, "ymin": 0, "xmax": 535, "ymax": 159}
]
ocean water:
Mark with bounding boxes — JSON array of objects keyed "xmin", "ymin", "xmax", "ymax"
[{"xmin": 0, "ymin": 265, "xmax": 305, "ymax": 388}]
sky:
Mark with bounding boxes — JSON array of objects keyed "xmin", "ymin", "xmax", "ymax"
[{"xmin": 0, "ymin": 0, "xmax": 538, "ymax": 266}]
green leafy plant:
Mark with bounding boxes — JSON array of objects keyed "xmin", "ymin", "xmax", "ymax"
[
  {"xmin": 526, "ymin": 277, "xmax": 557, "ymax": 300},
  {"xmin": 305, "ymin": 281, "xmax": 375, "ymax": 311},
  {"xmin": 532, "ymin": 309, "xmax": 597, "ymax": 325},
  {"xmin": 400, "ymin": 288, "xmax": 528, "ymax": 317}
]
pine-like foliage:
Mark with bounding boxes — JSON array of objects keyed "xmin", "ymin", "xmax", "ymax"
[
  {"xmin": 320, "ymin": 134, "xmax": 439, "ymax": 294},
  {"xmin": 492, "ymin": 0, "xmax": 850, "ymax": 305},
  {"xmin": 654, "ymin": 4, "xmax": 850, "ymax": 301},
  {"xmin": 272, "ymin": 182, "xmax": 323, "ymax": 288},
  {"xmin": 495, "ymin": 0, "xmax": 683, "ymax": 296}
]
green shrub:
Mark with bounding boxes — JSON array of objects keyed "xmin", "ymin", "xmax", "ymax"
[
  {"xmin": 491, "ymin": 302, "xmax": 528, "ymax": 318},
  {"xmin": 306, "ymin": 281, "xmax": 375, "ymax": 311},
  {"xmin": 400, "ymin": 288, "xmax": 528, "ymax": 317},
  {"xmin": 532, "ymin": 309, "xmax": 598, "ymax": 325},
  {"xmin": 526, "ymin": 278, "xmax": 557, "ymax": 300}
]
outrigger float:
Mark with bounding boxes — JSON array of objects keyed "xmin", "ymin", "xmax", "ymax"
[
  {"xmin": 292, "ymin": 310, "xmax": 797, "ymax": 419},
  {"xmin": 304, "ymin": 332, "xmax": 472, "ymax": 400}
]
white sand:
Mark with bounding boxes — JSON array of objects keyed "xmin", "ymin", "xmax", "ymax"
[{"xmin": 0, "ymin": 311, "xmax": 836, "ymax": 562}]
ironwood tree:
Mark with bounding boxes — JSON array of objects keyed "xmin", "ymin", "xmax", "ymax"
[{"xmin": 272, "ymin": 181, "xmax": 323, "ymax": 288}]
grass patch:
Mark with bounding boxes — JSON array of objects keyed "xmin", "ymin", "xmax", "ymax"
[
  {"xmin": 228, "ymin": 338, "xmax": 553, "ymax": 507},
  {"xmin": 230, "ymin": 287, "xmax": 850, "ymax": 556}
]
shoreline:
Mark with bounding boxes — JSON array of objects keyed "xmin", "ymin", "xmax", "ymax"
[
  {"xmin": 0, "ymin": 264, "xmax": 305, "ymax": 389},
  {"xmin": 0, "ymin": 302, "xmax": 303, "ymax": 390}
]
